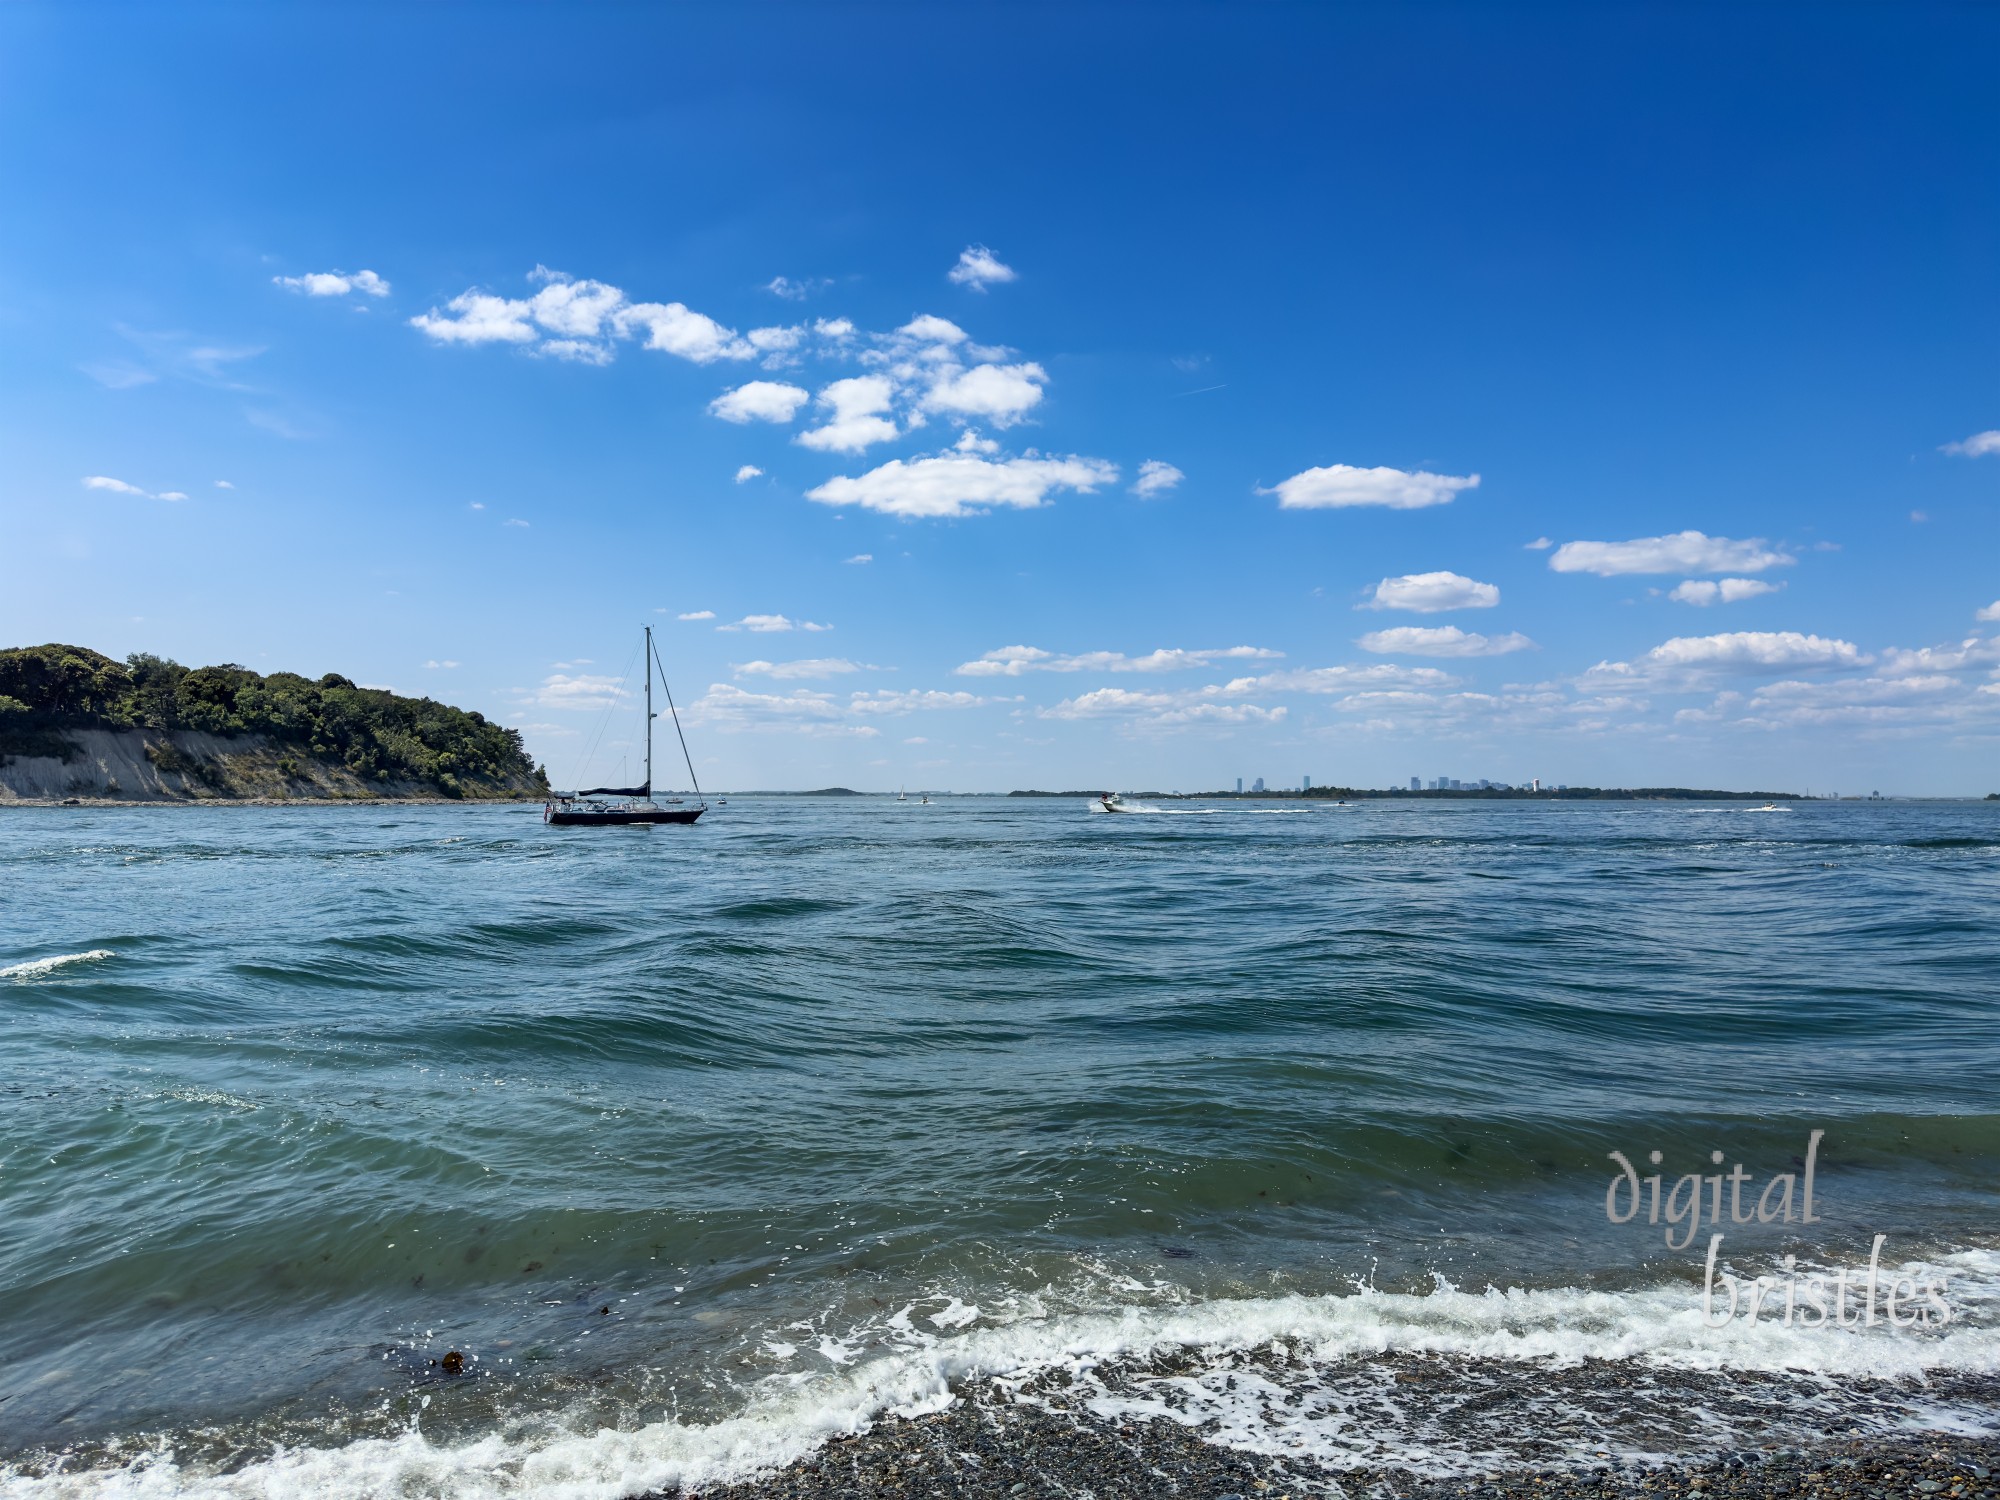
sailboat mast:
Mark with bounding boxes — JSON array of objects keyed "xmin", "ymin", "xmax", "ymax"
[{"xmin": 644, "ymin": 623, "xmax": 654, "ymax": 796}]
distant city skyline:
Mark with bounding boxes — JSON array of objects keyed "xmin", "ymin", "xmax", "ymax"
[{"xmin": 4, "ymin": 6, "xmax": 1997, "ymax": 793}]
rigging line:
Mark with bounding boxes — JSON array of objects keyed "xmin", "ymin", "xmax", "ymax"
[
  {"xmin": 564, "ymin": 637, "xmax": 642, "ymax": 793},
  {"xmin": 649, "ymin": 631, "xmax": 704, "ymax": 805}
]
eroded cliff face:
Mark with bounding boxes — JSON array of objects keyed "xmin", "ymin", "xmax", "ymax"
[{"xmin": 0, "ymin": 730, "xmax": 541, "ymax": 801}]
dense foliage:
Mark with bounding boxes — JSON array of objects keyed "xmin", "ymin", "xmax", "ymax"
[{"xmin": 0, "ymin": 643, "xmax": 545, "ymax": 796}]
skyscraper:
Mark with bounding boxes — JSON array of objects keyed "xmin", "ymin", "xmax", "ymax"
[
  {"xmin": 1235, "ymin": 777, "xmax": 1242, "ymax": 793},
  {"xmin": 1302, "ymin": 774, "xmax": 1311, "ymax": 791},
  {"xmin": 1409, "ymin": 776, "xmax": 1421, "ymax": 792}
]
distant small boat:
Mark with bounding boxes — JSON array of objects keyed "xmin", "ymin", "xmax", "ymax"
[
  {"xmin": 1097, "ymin": 792, "xmax": 1128, "ymax": 813},
  {"xmin": 919, "ymin": 794, "xmax": 930, "ymax": 805},
  {"xmin": 545, "ymin": 625, "xmax": 707, "ymax": 828}
]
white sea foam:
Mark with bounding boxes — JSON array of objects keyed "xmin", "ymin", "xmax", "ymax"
[
  {"xmin": 7, "ymin": 1259, "xmax": 1997, "ymax": 1499},
  {"xmin": 0, "ymin": 949, "xmax": 114, "ymax": 979}
]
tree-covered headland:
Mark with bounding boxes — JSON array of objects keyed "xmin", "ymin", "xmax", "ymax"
[{"xmin": 0, "ymin": 643, "xmax": 547, "ymax": 799}]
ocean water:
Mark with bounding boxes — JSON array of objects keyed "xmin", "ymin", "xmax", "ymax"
[{"xmin": 1, "ymin": 796, "xmax": 1996, "ymax": 1495}]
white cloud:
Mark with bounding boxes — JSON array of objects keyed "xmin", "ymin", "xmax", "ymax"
[
  {"xmin": 526, "ymin": 272, "xmax": 624, "ymax": 336},
  {"xmin": 922, "ymin": 361, "xmax": 1045, "ymax": 426},
  {"xmin": 718, "ymin": 614, "xmax": 832, "ymax": 633},
  {"xmin": 946, "ymin": 246, "xmax": 1017, "ymax": 291},
  {"xmin": 274, "ymin": 269, "xmax": 390, "ymax": 298},
  {"xmin": 807, "ymin": 451, "xmax": 1117, "ymax": 520},
  {"xmin": 1131, "ymin": 460, "xmax": 1184, "ymax": 498},
  {"xmin": 1266, "ymin": 464, "xmax": 1480, "ymax": 510},
  {"xmin": 424, "ymin": 659, "xmax": 460, "ymax": 669},
  {"xmin": 1037, "ymin": 687, "xmax": 1287, "ymax": 727},
  {"xmin": 83, "ymin": 475, "xmax": 180, "ymax": 501},
  {"xmin": 214, "ymin": 480, "xmax": 234, "ymax": 489},
  {"xmin": 733, "ymin": 658, "xmax": 865, "ymax": 679},
  {"xmin": 1525, "ymin": 536, "xmax": 1553, "ymax": 550},
  {"xmin": 1357, "ymin": 626, "xmax": 1535, "ymax": 657},
  {"xmin": 892, "ymin": 314, "xmax": 969, "ymax": 347},
  {"xmin": 1549, "ymin": 531, "xmax": 1793, "ymax": 576},
  {"xmin": 796, "ymin": 375, "xmax": 902, "ymax": 453},
  {"xmin": 956, "ymin": 645, "xmax": 1283, "ymax": 677},
  {"xmin": 503, "ymin": 518, "xmax": 529, "ymax": 527},
  {"xmin": 686, "ymin": 683, "xmax": 879, "ymax": 737},
  {"xmin": 612, "ymin": 300, "xmax": 750, "ymax": 362},
  {"xmin": 1942, "ymin": 430, "xmax": 2000, "ymax": 457},
  {"xmin": 845, "ymin": 553, "xmax": 872, "ymax": 564},
  {"xmin": 532, "ymin": 673, "xmax": 629, "ymax": 709},
  {"xmin": 1639, "ymin": 631, "xmax": 1867, "ymax": 673},
  {"xmin": 677, "ymin": 610, "xmax": 716, "ymax": 621},
  {"xmin": 1976, "ymin": 601, "xmax": 2000, "ymax": 623},
  {"xmin": 536, "ymin": 338, "xmax": 615, "ymax": 365},
  {"xmin": 1669, "ymin": 577, "xmax": 1783, "ymax": 606},
  {"xmin": 746, "ymin": 324, "xmax": 806, "ymax": 360},
  {"xmin": 848, "ymin": 689, "xmax": 986, "ymax": 714},
  {"xmin": 709, "ymin": 381, "xmax": 811, "ymax": 424},
  {"xmin": 734, "ymin": 465, "xmax": 764, "ymax": 484},
  {"xmin": 1249, "ymin": 663, "xmax": 1459, "ymax": 693},
  {"xmin": 766, "ymin": 276, "xmax": 831, "ymax": 301},
  {"xmin": 410, "ymin": 291, "xmax": 538, "ymax": 345},
  {"xmin": 1365, "ymin": 571, "xmax": 1499, "ymax": 612}
]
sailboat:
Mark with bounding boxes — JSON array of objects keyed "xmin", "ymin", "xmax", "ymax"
[{"xmin": 544, "ymin": 625, "xmax": 707, "ymax": 827}]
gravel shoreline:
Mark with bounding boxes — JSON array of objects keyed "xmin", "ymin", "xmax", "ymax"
[
  {"xmin": 661, "ymin": 1355, "xmax": 2000, "ymax": 1500},
  {"xmin": 673, "ymin": 1407, "xmax": 1998, "ymax": 1500}
]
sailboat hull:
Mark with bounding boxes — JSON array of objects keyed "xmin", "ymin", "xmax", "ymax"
[{"xmin": 545, "ymin": 804, "xmax": 706, "ymax": 827}]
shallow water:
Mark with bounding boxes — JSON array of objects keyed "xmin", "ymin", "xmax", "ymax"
[{"xmin": 1, "ymin": 797, "xmax": 1996, "ymax": 1493}]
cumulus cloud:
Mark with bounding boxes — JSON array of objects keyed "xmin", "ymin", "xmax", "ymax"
[
  {"xmin": 83, "ymin": 475, "xmax": 180, "ymax": 501},
  {"xmin": 1365, "ymin": 571, "xmax": 1499, "ymax": 612},
  {"xmin": 1249, "ymin": 663, "xmax": 1459, "ymax": 693},
  {"xmin": 946, "ymin": 245, "xmax": 1017, "ymax": 291},
  {"xmin": 717, "ymin": 614, "xmax": 832, "ymax": 633},
  {"xmin": 766, "ymin": 276, "xmax": 831, "ymax": 301},
  {"xmin": 848, "ymin": 689, "xmax": 987, "ymax": 714},
  {"xmin": 1669, "ymin": 578, "xmax": 1783, "ymax": 606},
  {"xmin": 685, "ymin": 683, "xmax": 879, "ymax": 737},
  {"xmin": 424, "ymin": 660, "xmax": 460, "ymax": 669},
  {"xmin": 1357, "ymin": 626, "xmax": 1535, "ymax": 657},
  {"xmin": 796, "ymin": 375, "xmax": 902, "ymax": 453},
  {"xmin": 409, "ymin": 291, "xmax": 538, "ymax": 345},
  {"xmin": 734, "ymin": 466, "xmax": 764, "ymax": 484},
  {"xmin": 956, "ymin": 645, "xmax": 1282, "ymax": 676},
  {"xmin": 1977, "ymin": 601, "xmax": 2000, "ymax": 623},
  {"xmin": 1038, "ymin": 687, "xmax": 1287, "ymax": 727},
  {"xmin": 613, "ymin": 300, "xmax": 749, "ymax": 362},
  {"xmin": 1942, "ymin": 430, "xmax": 2000, "ymax": 457},
  {"xmin": 807, "ymin": 450, "xmax": 1116, "ymax": 520},
  {"xmin": 845, "ymin": 553, "xmax": 872, "ymax": 564},
  {"xmin": 274, "ymin": 269, "xmax": 389, "ymax": 298},
  {"xmin": 1638, "ymin": 631, "xmax": 1867, "ymax": 673},
  {"xmin": 733, "ymin": 658, "xmax": 865, "ymax": 679},
  {"xmin": 1131, "ymin": 460, "xmax": 1184, "ymax": 498},
  {"xmin": 532, "ymin": 673, "xmax": 629, "ymax": 709},
  {"xmin": 1549, "ymin": 531, "xmax": 1793, "ymax": 576},
  {"xmin": 677, "ymin": 610, "xmax": 716, "ymax": 621},
  {"xmin": 709, "ymin": 381, "xmax": 811, "ymax": 424},
  {"xmin": 409, "ymin": 269, "xmax": 756, "ymax": 365},
  {"xmin": 1267, "ymin": 464, "xmax": 1479, "ymax": 510},
  {"xmin": 922, "ymin": 361, "xmax": 1045, "ymax": 426}
]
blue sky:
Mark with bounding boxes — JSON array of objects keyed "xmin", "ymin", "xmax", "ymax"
[{"xmin": 4, "ymin": 3, "xmax": 1997, "ymax": 794}]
